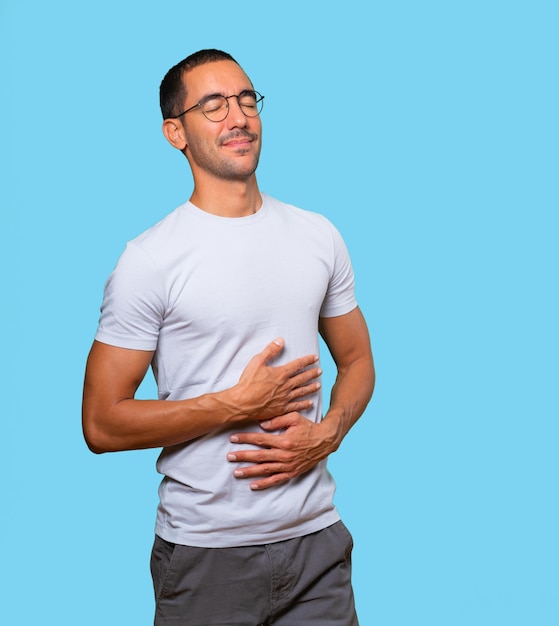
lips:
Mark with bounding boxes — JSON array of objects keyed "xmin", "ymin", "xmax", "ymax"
[{"xmin": 219, "ymin": 131, "xmax": 258, "ymax": 147}]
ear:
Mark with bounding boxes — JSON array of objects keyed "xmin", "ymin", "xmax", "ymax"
[{"xmin": 162, "ymin": 118, "xmax": 187, "ymax": 151}]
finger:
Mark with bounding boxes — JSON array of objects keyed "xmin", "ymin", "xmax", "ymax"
[
  {"xmin": 257, "ymin": 337, "xmax": 285, "ymax": 365},
  {"xmin": 231, "ymin": 461, "xmax": 289, "ymax": 479},
  {"xmin": 281, "ymin": 353, "xmax": 319, "ymax": 377},
  {"xmin": 228, "ymin": 434, "xmax": 282, "ymax": 452},
  {"xmin": 289, "ymin": 366, "xmax": 322, "ymax": 387},
  {"xmin": 250, "ymin": 474, "xmax": 292, "ymax": 490},
  {"xmin": 289, "ymin": 380, "xmax": 321, "ymax": 400},
  {"xmin": 259, "ymin": 413, "xmax": 298, "ymax": 431}
]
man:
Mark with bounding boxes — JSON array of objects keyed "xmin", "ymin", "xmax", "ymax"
[{"xmin": 83, "ymin": 49, "xmax": 375, "ymax": 625}]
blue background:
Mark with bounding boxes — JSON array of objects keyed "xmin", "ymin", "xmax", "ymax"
[{"xmin": 1, "ymin": 1, "xmax": 557, "ymax": 624}]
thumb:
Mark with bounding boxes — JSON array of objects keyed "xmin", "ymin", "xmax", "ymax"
[{"xmin": 259, "ymin": 337, "xmax": 285, "ymax": 364}]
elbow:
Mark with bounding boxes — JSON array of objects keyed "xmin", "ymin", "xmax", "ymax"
[
  {"xmin": 83, "ymin": 426, "xmax": 110, "ymax": 455},
  {"xmin": 85, "ymin": 438, "xmax": 108, "ymax": 455},
  {"xmin": 368, "ymin": 363, "xmax": 376, "ymax": 403},
  {"xmin": 82, "ymin": 409, "xmax": 114, "ymax": 455}
]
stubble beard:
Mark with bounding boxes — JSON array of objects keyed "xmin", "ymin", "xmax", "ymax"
[{"xmin": 187, "ymin": 130, "xmax": 261, "ymax": 182}]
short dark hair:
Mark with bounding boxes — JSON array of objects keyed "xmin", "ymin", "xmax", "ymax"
[{"xmin": 159, "ymin": 49, "xmax": 239, "ymax": 119}]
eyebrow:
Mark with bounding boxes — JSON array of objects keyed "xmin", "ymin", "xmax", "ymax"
[
  {"xmin": 200, "ymin": 92, "xmax": 225, "ymax": 100},
  {"xmin": 199, "ymin": 88, "xmax": 255, "ymax": 101}
]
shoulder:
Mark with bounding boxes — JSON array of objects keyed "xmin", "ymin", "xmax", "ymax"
[
  {"xmin": 130, "ymin": 203, "xmax": 189, "ymax": 248},
  {"xmin": 117, "ymin": 202, "xmax": 198, "ymax": 271},
  {"xmin": 263, "ymin": 193, "xmax": 338, "ymax": 232}
]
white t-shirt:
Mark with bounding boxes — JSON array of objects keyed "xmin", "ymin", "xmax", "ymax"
[{"xmin": 96, "ymin": 193, "xmax": 357, "ymax": 547}]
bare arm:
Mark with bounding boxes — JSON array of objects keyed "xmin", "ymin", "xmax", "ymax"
[
  {"xmin": 227, "ymin": 306, "xmax": 375, "ymax": 489},
  {"xmin": 316, "ymin": 305, "xmax": 376, "ymax": 449},
  {"xmin": 82, "ymin": 338, "xmax": 322, "ymax": 454}
]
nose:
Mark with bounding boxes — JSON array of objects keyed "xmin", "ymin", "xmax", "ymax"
[{"xmin": 225, "ymin": 95, "xmax": 248, "ymax": 129}]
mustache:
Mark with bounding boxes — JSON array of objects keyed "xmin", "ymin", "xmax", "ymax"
[{"xmin": 218, "ymin": 130, "xmax": 258, "ymax": 146}]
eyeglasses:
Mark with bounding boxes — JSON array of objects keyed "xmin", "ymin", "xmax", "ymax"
[{"xmin": 171, "ymin": 90, "xmax": 265, "ymax": 123}]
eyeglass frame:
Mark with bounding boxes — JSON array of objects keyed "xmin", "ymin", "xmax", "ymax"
[{"xmin": 169, "ymin": 90, "xmax": 265, "ymax": 122}]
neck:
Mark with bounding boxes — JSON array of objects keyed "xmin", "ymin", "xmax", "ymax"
[{"xmin": 190, "ymin": 175, "xmax": 262, "ymax": 218}]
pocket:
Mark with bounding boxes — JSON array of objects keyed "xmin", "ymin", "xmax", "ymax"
[
  {"xmin": 333, "ymin": 520, "xmax": 355, "ymax": 559},
  {"xmin": 150, "ymin": 535, "xmax": 178, "ymax": 601}
]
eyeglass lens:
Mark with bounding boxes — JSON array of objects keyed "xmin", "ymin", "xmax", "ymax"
[{"xmin": 201, "ymin": 91, "xmax": 263, "ymax": 122}]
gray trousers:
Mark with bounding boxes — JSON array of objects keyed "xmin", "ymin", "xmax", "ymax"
[{"xmin": 150, "ymin": 520, "xmax": 359, "ymax": 625}]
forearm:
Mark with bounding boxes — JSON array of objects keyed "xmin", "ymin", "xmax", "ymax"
[
  {"xmin": 320, "ymin": 356, "xmax": 375, "ymax": 453},
  {"xmin": 83, "ymin": 388, "xmax": 245, "ymax": 454}
]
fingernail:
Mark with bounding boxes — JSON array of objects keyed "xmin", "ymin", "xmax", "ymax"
[
  {"xmin": 230, "ymin": 435, "xmax": 239, "ymax": 442},
  {"xmin": 227, "ymin": 453, "xmax": 237, "ymax": 461},
  {"xmin": 250, "ymin": 483, "xmax": 260, "ymax": 490},
  {"xmin": 260, "ymin": 420, "xmax": 271, "ymax": 428},
  {"xmin": 234, "ymin": 469, "xmax": 244, "ymax": 477}
]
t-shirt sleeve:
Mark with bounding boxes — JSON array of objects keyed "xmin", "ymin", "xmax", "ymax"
[
  {"xmin": 95, "ymin": 241, "xmax": 165, "ymax": 351},
  {"xmin": 319, "ymin": 222, "xmax": 358, "ymax": 318}
]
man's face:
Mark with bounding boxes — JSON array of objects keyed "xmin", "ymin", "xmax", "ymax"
[{"xmin": 179, "ymin": 60, "xmax": 262, "ymax": 182}]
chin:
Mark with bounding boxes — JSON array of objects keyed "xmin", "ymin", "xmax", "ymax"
[{"xmin": 222, "ymin": 158, "xmax": 260, "ymax": 180}]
